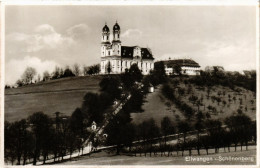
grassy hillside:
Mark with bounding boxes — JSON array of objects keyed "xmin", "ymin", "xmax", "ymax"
[
  {"xmin": 131, "ymin": 86, "xmax": 185, "ymax": 127},
  {"xmin": 130, "ymin": 78, "xmax": 256, "ymax": 127},
  {"xmin": 5, "ymin": 76, "xmax": 103, "ymax": 122}
]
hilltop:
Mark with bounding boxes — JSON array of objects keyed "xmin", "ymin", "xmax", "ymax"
[{"xmin": 5, "ymin": 76, "xmax": 103, "ymax": 122}]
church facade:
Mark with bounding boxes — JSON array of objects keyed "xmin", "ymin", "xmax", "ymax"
[{"xmin": 100, "ymin": 22, "xmax": 154, "ymax": 75}]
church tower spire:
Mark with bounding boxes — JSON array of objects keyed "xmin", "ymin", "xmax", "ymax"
[
  {"xmin": 111, "ymin": 21, "xmax": 121, "ymax": 56},
  {"xmin": 102, "ymin": 23, "xmax": 110, "ymax": 44},
  {"xmin": 112, "ymin": 21, "xmax": 120, "ymax": 42}
]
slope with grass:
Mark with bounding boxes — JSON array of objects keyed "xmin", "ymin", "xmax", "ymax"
[
  {"xmin": 130, "ymin": 85, "xmax": 185, "ymax": 127},
  {"xmin": 130, "ymin": 79, "xmax": 256, "ymax": 127},
  {"xmin": 5, "ymin": 76, "xmax": 103, "ymax": 122}
]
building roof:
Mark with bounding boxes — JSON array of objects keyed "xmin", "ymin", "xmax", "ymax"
[
  {"xmin": 113, "ymin": 22, "xmax": 120, "ymax": 31},
  {"xmin": 102, "ymin": 24, "xmax": 110, "ymax": 32},
  {"xmin": 121, "ymin": 46, "xmax": 154, "ymax": 60},
  {"xmin": 162, "ymin": 59, "xmax": 200, "ymax": 68}
]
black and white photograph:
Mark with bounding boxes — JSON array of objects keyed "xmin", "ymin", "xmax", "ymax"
[{"xmin": 2, "ymin": 0, "xmax": 259, "ymax": 167}]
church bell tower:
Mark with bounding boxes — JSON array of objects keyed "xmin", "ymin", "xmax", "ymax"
[
  {"xmin": 112, "ymin": 21, "xmax": 121, "ymax": 56},
  {"xmin": 101, "ymin": 23, "xmax": 110, "ymax": 57}
]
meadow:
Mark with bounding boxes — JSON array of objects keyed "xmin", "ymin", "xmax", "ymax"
[{"xmin": 5, "ymin": 76, "xmax": 103, "ymax": 122}]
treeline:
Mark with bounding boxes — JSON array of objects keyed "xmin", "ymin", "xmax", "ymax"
[
  {"xmin": 5, "ymin": 112, "xmax": 87, "ymax": 165},
  {"xmin": 102, "ymin": 114, "xmax": 256, "ymax": 157},
  {"xmin": 187, "ymin": 70, "xmax": 256, "ymax": 93},
  {"xmin": 9, "ymin": 64, "xmax": 100, "ymax": 88}
]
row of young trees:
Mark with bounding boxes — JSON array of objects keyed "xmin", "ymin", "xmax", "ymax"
[
  {"xmin": 162, "ymin": 84, "xmax": 195, "ymax": 120},
  {"xmin": 102, "ymin": 114, "xmax": 256, "ymax": 157}
]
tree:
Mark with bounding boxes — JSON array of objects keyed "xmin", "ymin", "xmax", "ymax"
[
  {"xmin": 106, "ymin": 61, "xmax": 112, "ymax": 74},
  {"xmin": 86, "ymin": 64, "xmax": 100, "ymax": 75},
  {"xmin": 99, "ymin": 76, "xmax": 122, "ymax": 100},
  {"xmin": 21, "ymin": 67, "xmax": 37, "ymax": 84},
  {"xmin": 205, "ymin": 119, "xmax": 223, "ymax": 153},
  {"xmin": 83, "ymin": 65, "xmax": 88, "ymax": 76},
  {"xmin": 70, "ymin": 108, "xmax": 85, "ymax": 137},
  {"xmin": 81, "ymin": 92, "xmax": 104, "ymax": 124},
  {"xmin": 16, "ymin": 79, "xmax": 24, "ymax": 87},
  {"xmin": 173, "ymin": 64, "xmax": 182, "ymax": 76},
  {"xmin": 42, "ymin": 71, "xmax": 50, "ymax": 81},
  {"xmin": 28, "ymin": 112, "xmax": 53, "ymax": 165},
  {"xmin": 195, "ymin": 111, "xmax": 205, "ymax": 155},
  {"xmin": 4, "ymin": 120, "xmax": 34, "ymax": 165},
  {"xmin": 129, "ymin": 63, "xmax": 143, "ymax": 82},
  {"xmin": 225, "ymin": 114, "xmax": 252, "ymax": 151},
  {"xmin": 121, "ymin": 64, "xmax": 143, "ymax": 89},
  {"xmin": 52, "ymin": 66, "xmax": 62, "ymax": 79},
  {"xmin": 72, "ymin": 63, "xmax": 81, "ymax": 76},
  {"xmin": 149, "ymin": 61, "xmax": 166, "ymax": 86},
  {"xmin": 105, "ymin": 109, "xmax": 134, "ymax": 155},
  {"xmin": 61, "ymin": 67, "xmax": 75, "ymax": 78},
  {"xmin": 177, "ymin": 121, "xmax": 191, "ymax": 156},
  {"xmin": 161, "ymin": 117, "xmax": 175, "ymax": 147}
]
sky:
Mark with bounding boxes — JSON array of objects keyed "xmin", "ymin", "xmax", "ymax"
[{"xmin": 5, "ymin": 5, "xmax": 257, "ymax": 85}]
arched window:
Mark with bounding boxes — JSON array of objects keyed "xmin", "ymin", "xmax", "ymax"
[
  {"xmin": 107, "ymin": 36, "xmax": 109, "ymax": 40},
  {"xmin": 118, "ymin": 34, "xmax": 119, "ymax": 38},
  {"xmin": 108, "ymin": 51, "xmax": 110, "ymax": 55}
]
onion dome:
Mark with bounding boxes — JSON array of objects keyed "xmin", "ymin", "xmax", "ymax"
[
  {"xmin": 113, "ymin": 22, "xmax": 120, "ymax": 31},
  {"xmin": 102, "ymin": 24, "xmax": 110, "ymax": 32}
]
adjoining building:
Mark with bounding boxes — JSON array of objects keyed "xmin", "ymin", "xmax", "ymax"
[
  {"xmin": 100, "ymin": 22, "xmax": 154, "ymax": 75},
  {"xmin": 160, "ymin": 59, "xmax": 201, "ymax": 76}
]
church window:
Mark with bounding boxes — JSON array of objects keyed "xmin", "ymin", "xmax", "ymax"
[{"xmin": 108, "ymin": 51, "xmax": 110, "ymax": 55}]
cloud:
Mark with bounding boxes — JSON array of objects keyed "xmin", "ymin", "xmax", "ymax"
[
  {"xmin": 66, "ymin": 24, "xmax": 90, "ymax": 40},
  {"xmin": 7, "ymin": 24, "xmax": 75, "ymax": 53},
  {"xmin": 5, "ymin": 56, "xmax": 59, "ymax": 85},
  {"xmin": 121, "ymin": 29, "xmax": 143, "ymax": 38}
]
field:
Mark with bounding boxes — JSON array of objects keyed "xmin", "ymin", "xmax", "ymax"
[
  {"xmin": 54, "ymin": 145, "xmax": 256, "ymax": 165},
  {"xmin": 5, "ymin": 76, "xmax": 103, "ymax": 122}
]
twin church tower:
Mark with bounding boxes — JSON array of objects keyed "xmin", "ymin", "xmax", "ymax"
[{"xmin": 100, "ymin": 22, "xmax": 154, "ymax": 75}]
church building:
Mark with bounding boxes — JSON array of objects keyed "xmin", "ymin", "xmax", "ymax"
[{"xmin": 100, "ymin": 22, "xmax": 154, "ymax": 75}]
